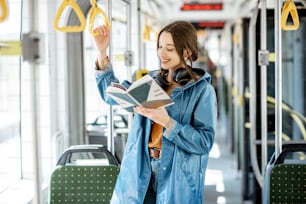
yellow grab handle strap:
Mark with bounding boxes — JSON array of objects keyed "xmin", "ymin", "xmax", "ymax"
[
  {"xmin": 53, "ymin": 0, "xmax": 86, "ymax": 32},
  {"xmin": 88, "ymin": 2, "xmax": 110, "ymax": 36},
  {"xmin": 281, "ymin": 0, "xmax": 300, "ymax": 30},
  {"xmin": 0, "ymin": 0, "xmax": 9, "ymax": 22},
  {"xmin": 136, "ymin": 69, "xmax": 148, "ymax": 79}
]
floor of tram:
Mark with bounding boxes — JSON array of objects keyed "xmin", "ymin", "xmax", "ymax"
[{"xmin": 203, "ymin": 118, "xmax": 243, "ymax": 204}]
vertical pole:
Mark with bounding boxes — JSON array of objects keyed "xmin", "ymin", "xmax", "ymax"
[
  {"xmin": 28, "ymin": 0, "xmax": 42, "ymax": 203},
  {"xmin": 260, "ymin": 0, "xmax": 267, "ymax": 178},
  {"xmin": 249, "ymin": 3, "xmax": 263, "ymax": 187},
  {"xmin": 137, "ymin": 0, "xmax": 142, "ymax": 70},
  {"xmin": 126, "ymin": 0, "xmax": 134, "ymax": 131},
  {"xmin": 126, "ymin": 0, "xmax": 132, "ymax": 82},
  {"xmin": 107, "ymin": 0, "xmax": 114, "ymax": 155},
  {"xmin": 275, "ymin": 0, "xmax": 283, "ymax": 158}
]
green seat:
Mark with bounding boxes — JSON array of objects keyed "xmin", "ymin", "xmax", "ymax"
[
  {"xmin": 49, "ymin": 165, "xmax": 119, "ymax": 204},
  {"xmin": 270, "ymin": 164, "xmax": 306, "ymax": 203}
]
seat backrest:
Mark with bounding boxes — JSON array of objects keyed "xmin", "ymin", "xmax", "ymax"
[
  {"xmin": 56, "ymin": 144, "xmax": 120, "ymax": 166},
  {"xmin": 270, "ymin": 164, "xmax": 306, "ymax": 203},
  {"xmin": 49, "ymin": 165, "xmax": 119, "ymax": 204},
  {"xmin": 263, "ymin": 143, "xmax": 306, "ymax": 204}
]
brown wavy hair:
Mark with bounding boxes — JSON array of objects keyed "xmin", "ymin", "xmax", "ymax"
[{"xmin": 157, "ymin": 21, "xmax": 199, "ymax": 80}]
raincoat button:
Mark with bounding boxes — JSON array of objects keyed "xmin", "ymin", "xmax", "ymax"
[{"xmin": 163, "ymin": 167, "xmax": 166, "ymax": 171}]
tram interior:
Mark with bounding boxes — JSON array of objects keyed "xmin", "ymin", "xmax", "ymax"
[{"xmin": 0, "ymin": 0, "xmax": 306, "ymax": 203}]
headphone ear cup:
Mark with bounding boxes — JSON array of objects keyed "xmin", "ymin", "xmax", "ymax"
[
  {"xmin": 173, "ymin": 68, "xmax": 192, "ymax": 85},
  {"xmin": 153, "ymin": 72, "xmax": 170, "ymax": 90}
]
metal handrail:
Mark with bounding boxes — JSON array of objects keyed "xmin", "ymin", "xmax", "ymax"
[
  {"xmin": 260, "ymin": 0, "xmax": 268, "ymax": 184},
  {"xmin": 248, "ymin": 0, "xmax": 263, "ymax": 187},
  {"xmin": 28, "ymin": 0, "xmax": 42, "ymax": 202},
  {"xmin": 245, "ymin": 93, "xmax": 306, "ymax": 140},
  {"xmin": 275, "ymin": 0, "xmax": 283, "ymax": 159},
  {"xmin": 267, "ymin": 96, "xmax": 306, "ymax": 140},
  {"xmin": 300, "ymin": 0, "xmax": 306, "ymax": 7}
]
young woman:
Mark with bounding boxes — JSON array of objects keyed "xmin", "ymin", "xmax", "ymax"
[{"xmin": 93, "ymin": 20, "xmax": 217, "ymax": 204}]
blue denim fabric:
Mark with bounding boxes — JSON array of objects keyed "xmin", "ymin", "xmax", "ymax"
[
  {"xmin": 144, "ymin": 158, "xmax": 160, "ymax": 204},
  {"xmin": 150, "ymin": 158, "xmax": 161, "ymax": 192}
]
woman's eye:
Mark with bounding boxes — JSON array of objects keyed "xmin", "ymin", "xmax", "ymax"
[{"xmin": 158, "ymin": 46, "xmax": 174, "ymax": 52}]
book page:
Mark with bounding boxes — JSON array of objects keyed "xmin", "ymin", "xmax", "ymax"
[
  {"xmin": 106, "ymin": 74, "xmax": 173, "ymax": 110},
  {"xmin": 127, "ymin": 75, "xmax": 174, "ymax": 108},
  {"xmin": 110, "ymin": 82, "xmax": 127, "ymax": 91},
  {"xmin": 147, "ymin": 79, "xmax": 171, "ymax": 101},
  {"xmin": 128, "ymin": 74, "xmax": 152, "ymax": 91},
  {"xmin": 106, "ymin": 93, "xmax": 136, "ymax": 109},
  {"xmin": 106, "ymin": 86, "xmax": 139, "ymax": 110}
]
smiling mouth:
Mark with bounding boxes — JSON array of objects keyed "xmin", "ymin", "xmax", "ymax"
[{"xmin": 161, "ymin": 59, "xmax": 170, "ymax": 64}]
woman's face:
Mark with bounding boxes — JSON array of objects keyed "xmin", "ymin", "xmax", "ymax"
[{"xmin": 157, "ymin": 31, "xmax": 182, "ymax": 70}]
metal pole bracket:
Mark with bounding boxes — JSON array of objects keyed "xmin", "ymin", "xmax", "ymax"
[
  {"xmin": 22, "ymin": 32, "xmax": 45, "ymax": 64},
  {"xmin": 258, "ymin": 50, "xmax": 269, "ymax": 66}
]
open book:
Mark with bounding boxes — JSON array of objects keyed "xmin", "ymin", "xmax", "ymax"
[{"xmin": 106, "ymin": 75, "xmax": 174, "ymax": 111}]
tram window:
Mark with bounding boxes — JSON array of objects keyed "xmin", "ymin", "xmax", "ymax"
[
  {"xmin": 83, "ymin": 2, "xmax": 130, "ymax": 166},
  {"xmin": 0, "ymin": 1, "xmax": 23, "ymax": 193},
  {"xmin": 86, "ymin": 111, "xmax": 128, "ymax": 133},
  {"xmin": 283, "ymin": 152, "xmax": 306, "ymax": 164},
  {"xmin": 143, "ymin": 41, "xmax": 159, "ymax": 71},
  {"xmin": 264, "ymin": 11, "xmax": 306, "ymax": 143},
  {"xmin": 83, "ymin": 2, "xmax": 129, "ymax": 126}
]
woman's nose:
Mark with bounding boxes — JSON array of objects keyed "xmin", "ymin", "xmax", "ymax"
[{"xmin": 158, "ymin": 48, "xmax": 166, "ymax": 57}]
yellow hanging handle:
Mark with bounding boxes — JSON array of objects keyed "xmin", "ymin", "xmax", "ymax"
[
  {"xmin": 88, "ymin": 0, "xmax": 110, "ymax": 36},
  {"xmin": 53, "ymin": 0, "xmax": 86, "ymax": 32},
  {"xmin": 143, "ymin": 16, "xmax": 154, "ymax": 41},
  {"xmin": 136, "ymin": 69, "xmax": 148, "ymax": 79},
  {"xmin": 281, "ymin": 0, "xmax": 300, "ymax": 30},
  {"xmin": 0, "ymin": 0, "xmax": 8, "ymax": 22}
]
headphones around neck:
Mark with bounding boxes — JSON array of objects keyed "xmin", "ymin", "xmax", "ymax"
[{"xmin": 153, "ymin": 68, "xmax": 205, "ymax": 90}]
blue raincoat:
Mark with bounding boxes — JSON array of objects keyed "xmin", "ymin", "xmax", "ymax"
[{"xmin": 95, "ymin": 65, "xmax": 217, "ymax": 204}]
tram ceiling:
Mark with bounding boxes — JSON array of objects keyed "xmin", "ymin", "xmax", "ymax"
[{"xmin": 152, "ymin": 0, "xmax": 256, "ymax": 23}]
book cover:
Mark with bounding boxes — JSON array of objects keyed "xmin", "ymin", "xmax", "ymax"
[{"xmin": 106, "ymin": 75, "xmax": 173, "ymax": 111}]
